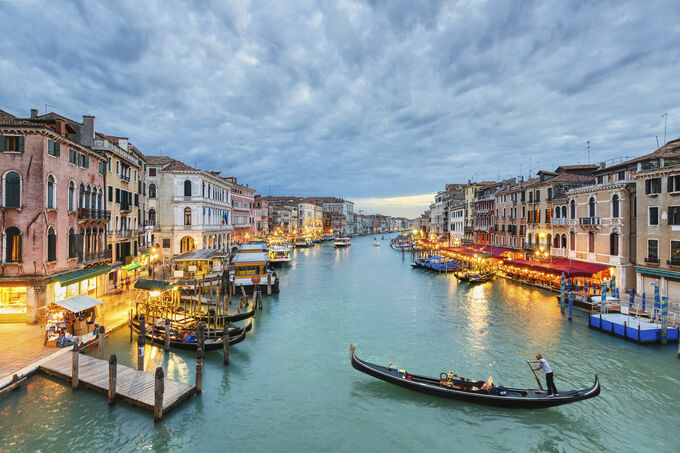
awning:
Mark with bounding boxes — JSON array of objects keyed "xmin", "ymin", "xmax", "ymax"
[
  {"xmin": 139, "ymin": 249, "xmax": 151, "ymax": 255},
  {"xmin": 53, "ymin": 265, "xmax": 110, "ymax": 287},
  {"xmin": 134, "ymin": 279, "xmax": 175, "ymax": 291},
  {"xmin": 54, "ymin": 294, "xmax": 103, "ymax": 312},
  {"xmin": 122, "ymin": 263, "xmax": 140, "ymax": 271},
  {"xmin": 636, "ymin": 266, "xmax": 680, "ymax": 280},
  {"xmin": 504, "ymin": 258, "xmax": 610, "ymax": 277}
]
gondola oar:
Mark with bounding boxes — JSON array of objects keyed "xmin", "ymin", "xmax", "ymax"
[{"xmin": 526, "ymin": 360, "xmax": 544, "ymax": 390}]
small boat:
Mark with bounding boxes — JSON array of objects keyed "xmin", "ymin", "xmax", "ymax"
[
  {"xmin": 231, "ymin": 252, "xmax": 280, "ymax": 293},
  {"xmin": 349, "ymin": 346, "xmax": 600, "ymax": 409},
  {"xmin": 294, "ymin": 236, "xmax": 314, "ymax": 248},
  {"xmin": 467, "ymin": 273, "xmax": 495, "ymax": 284},
  {"xmin": 268, "ymin": 245, "xmax": 292, "ymax": 265},
  {"xmin": 130, "ymin": 319, "xmax": 251, "ymax": 351},
  {"xmin": 334, "ymin": 237, "xmax": 351, "ymax": 247},
  {"xmin": 192, "ymin": 305, "xmax": 256, "ymax": 323},
  {"xmin": 373, "ymin": 241, "xmax": 380, "ymax": 247}
]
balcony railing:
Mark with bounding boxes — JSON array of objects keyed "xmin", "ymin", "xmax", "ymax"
[
  {"xmin": 120, "ymin": 203, "xmax": 131, "ymax": 212},
  {"xmin": 667, "ymin": 259, "xmax": 680, "ymax": 266},
  {"xmin": 120, "ymin": 174, "xmax": 131, "ymax": 183},
  {"xmin": 551, "ymin": 218, "xmax": 569, "ymax": 226},
  {"xmin": 645, "ymin": 257, "xmax": 660, "ymax": 264},
  {"xmin": 79, "ymin": 249, "xmax": 112, "ymax": 263},
  {"xmin": 77, "ymin": 208, "xmax": 111, "ymax": 221},
  {"xmin": 578, "ymin": 217, "xmax": 601, "ymax": 226},
  {"xmin": 115, "ymin": 229, "xmax": 134, "ymax": 239}
]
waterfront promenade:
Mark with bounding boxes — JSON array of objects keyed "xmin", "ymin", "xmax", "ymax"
[{"xmin": 2, "ymin": 236, "xmax": 679, "ymax": 452}]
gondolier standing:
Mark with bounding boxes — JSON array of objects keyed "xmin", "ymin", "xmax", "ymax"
[{"xmin": 530, "ymin": 354, "xmax": 558, "ymax": 396}]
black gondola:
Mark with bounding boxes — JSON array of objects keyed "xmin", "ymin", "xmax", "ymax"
[
  {"xmin": 193, "ymin": 305, "xmax": 256, "ymax": 323},
  {"xmin": 130, "ymin": 319, "xmax": 251, "ymax": 351},
  {"xmin": 349, "ymin": 346, "xmax": 600, "ymax": 409}
]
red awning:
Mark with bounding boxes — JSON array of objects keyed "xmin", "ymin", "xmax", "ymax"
[{"xmin": 503, "ymin": 258, "xmax": 610, "ymax": 277}]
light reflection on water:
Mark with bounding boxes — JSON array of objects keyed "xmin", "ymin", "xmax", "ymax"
[{"xmin": 2, "ymin": 235, "xmax": 680, "ymax": 452}]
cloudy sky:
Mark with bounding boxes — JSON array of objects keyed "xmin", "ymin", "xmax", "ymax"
[{"xmin": 2, "ymin": 0, "xmax": 680, "ymax": 217}]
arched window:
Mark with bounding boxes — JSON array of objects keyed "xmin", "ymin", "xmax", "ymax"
[
  {"xmin": 149, "ymin": 183, "xmax": 157, "ymax": 199},
  {"xmin": 3, "ymin": 171, "xmax": 21, "ymax": 208},
  {"xmin": 184, "ymin": 180, "xmax": 192, "ymax": 197},
  {"xmin": 97, "ymin": 189, "xmax": 103, "ymax": 210},
  {"xmin": 47, "ymin": 175, "xmax": 55, "ymax": 209},
  {"xmin": 47, "ymin": 227, "xmax": 56, "ymax": 262},
  {"xmin": 90, "ymin": 190, "xmax": 97, "ymax": 211},
  {"xmin": 610, "ymin": 232, "xmax": 619, "ymax": 256},
  {"xmin": 79, "ymin": 183, "xmax": 85, "ymax": 209},
  {"xmin": 588, "ymin": 197, "xmax": 596, "ymax": 218},
  {"xmin": 570, "ymin": 231, "xmax": 575, "ymax": 251},
  {"xmin": 561, "ymin": 234, "xmax": 567, "ymax": 249},
  {"xmin": 588, "ymin": 231, "xmax": 595, "ymax": 253},
  {"xmin": 149, "ymin": 209, "xmax": 156, "ymax": 225},
  {"xmin": 68, "ymin": 227, "xmax": 78, "ymax": 258},
  {"xmin": 570, "ymin": 200, "xmax": 576, "ymax": 219},
  {"xmin": 554, "ymin": 235, "xmax": 560, "ymax": 248},
  {"xmin": 562, "ymin": 206, "xmax": 567, "ymax": 218},
  {"xmin": 612, "ymin": 194, "xmax": 619, "ymax": 218},
  {"xmin": 554, "ymin": 207, "xmax": 560, "ymax": 219},
  {"xmin": 4, "ymin": 226, "xmax": 21, "ymax": 262},
  {"xmin": 535, "ymin": 233, "xmax": 540, "ymax": 246},
  {"xmin": 184, "ymin": 207, "xmax": 192, "ymax": 225},
  {"xmin": 68, "ymin": 181, "xmax": 75, "ymax": 211},
  {"xmin": 84, "ymin": 185, "xmax": 91, "ymax": 209}
]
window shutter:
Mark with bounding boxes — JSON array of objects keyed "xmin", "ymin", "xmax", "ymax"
[
  {"xmin": 116, "ymin": 188, "xmax": 120, "ymax": 203},
  {"xmin": 55, "ymin": 142, "xmax": 60, "ymax": 156},
  {"xmin": 0, "ymin": 135, "xmax": 4, "ymax": 152},
  {"xmin": 18, "ymin": 136, "xmax": 24, "ymax": 152},
  {"xmin": 47, "ymin": 139, "xmax": 52, "ymax": 155}
]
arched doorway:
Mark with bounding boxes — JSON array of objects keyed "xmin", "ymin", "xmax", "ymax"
[{"xmin": 180, "ymin": 236, "xmax": 195, "ymax": 253}]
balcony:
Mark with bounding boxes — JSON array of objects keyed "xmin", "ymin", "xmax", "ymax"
[
  {"xmin": 645, "ymin": 257, "xmax": 660, "ymax": 264},
  {"xmin": 79, "ymin": 249, "xmax": 112, "ymax": 263},
  {"xmin": 115, "ymin": 229, "xmax": 134, "ymax": 239},
  {"xmin": 667, "ymin": 259, "xmax": 680, "ymax": 266},
  {"xmin": 77, "ymin": 208, "xmax": 111, "ymax": 221},
  {"xmin": 578, "ymin": 217, "xmax": 600, "ymax": 226},
  {"xmin": 551, "ymin": 218, "xmax": 569, "ymax": 226},
  {"xmin": 120, "ymin": 173, "xmax": 131, "ymax": 183},
  {"xmin": 120, "ymin": 203, "xmax": 131, "ymax": 213}
]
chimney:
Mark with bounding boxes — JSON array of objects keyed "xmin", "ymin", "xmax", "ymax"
[
  {"xmin": 81, "ymin": 115, "xmax": 95, "ymax": 147},
  {"xmin": 599, "ymin": 161, "xmax": 605, "ymax": 169},
  {"xmin": 30, "ymin": 109, "xmax": 38, "ymax": 118}
]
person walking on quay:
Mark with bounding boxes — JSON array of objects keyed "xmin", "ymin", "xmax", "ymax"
[{"xmin": 529, "ymin": 354, "xmax": 558, "ymax": 396}]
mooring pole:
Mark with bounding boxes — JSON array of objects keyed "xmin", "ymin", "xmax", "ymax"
[
  {"xmin": 154, "ymin": 367, "xmax": 165, "ymax": 422},
  {"xmin": 108, "ymin": 354, "xmax": 117, "ymax": 405},
  {"xmin": 137, "ymin": 333, "xmax": 145, "ymax": 371},
  {"xmin": 98, "ymin": 325, "xmax": 105, "ymax": 359},
  {"xmin": 71, "ymin": 342, "xmax": 80, "ymax": 389}
]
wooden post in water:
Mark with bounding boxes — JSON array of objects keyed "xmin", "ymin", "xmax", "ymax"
[
  {"xmin": 223, "ymin": 323, "xmax": 229, "ymax": 365},
  {"xmin": 108, "ymin": 354, "xmax": 117, "ymax": 405},
  {"xmin": 71, "ymin": 342, "xmax": 80, "ymax": 389},
  {"xmin": 164, "ymin": 318, "xmax": 171, "ymax": 351},
  {"xmin": 568, "ymin": 292, "xmax": 574, "ymax": 321},
  {"xmin": 98, "ymin": 325, "xmax": 105, "ymax": 359},
  {"xmin": 140, "ymin": 313, "xmax": 146, "ymax": 336},
  {"xmin": 137, "ymin": 333, "xmax": 145, "ymax": 371},
  {"xmin": 154, "ymin": 367, "xmax": 164, "ymax": 422},
  {"xmin": 129, "ymin": 309, "xmax": 133, "ymax": 342},
  {"xmin": 195, "ymin": 323, "xmax": 204, "ymax": 393},
  {"xmin": 258, "ymin": 290, "xmax": 263, "ymax": 309},
  {"xmin": 267, "ymin": 274, "xmax": 272, "ymax": 296}
]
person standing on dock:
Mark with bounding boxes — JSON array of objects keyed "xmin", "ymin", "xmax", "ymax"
[{"xmin": 529, "ymin": 354, "xmax": 558, "ymax": 396}]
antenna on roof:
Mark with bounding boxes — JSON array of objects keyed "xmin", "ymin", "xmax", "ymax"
[
  {"xmin": 656, "ymin": 136, "xmax": 660, "ymax": 149},
  {"xmin": 661, "ymin": 112, "xmax": 668, "ymax": 144},
  {"xmin": 587, "ymin": 139, "xmax": 591, "ymax": 164}
]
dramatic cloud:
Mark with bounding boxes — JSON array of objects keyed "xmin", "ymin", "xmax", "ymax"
[{"xmin": 2, "ymin": 0, "xmax": 680, "ymax": 216}]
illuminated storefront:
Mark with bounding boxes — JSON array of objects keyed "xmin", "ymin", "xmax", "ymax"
[
  {"xmin": 0, "ymin": 286, "xmax": 28, "ymax": 322},
  {"xmin": 52, "ymin": 265, "xmax": 110, "ymax": 304}
]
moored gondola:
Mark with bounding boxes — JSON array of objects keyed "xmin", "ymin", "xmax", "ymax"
[
  {"xmin": 193, "ymin": 305, "xmax": 256, "ymax": 323},
  {"xmin": 130, "ymin": 319, "xmax": 251, "ymax": 351},
  {"xmin": 349, "ymin": 345, "xmax": 600, "ymax": 409}
]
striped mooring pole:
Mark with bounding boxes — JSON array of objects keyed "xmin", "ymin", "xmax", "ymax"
[
  {"xmin": 568, "ymin": 291, "xmax": 574, "ymax": 321},
  {"xmin": 661, "ymin": 296, "xmax": 668, "ymax": 345}
]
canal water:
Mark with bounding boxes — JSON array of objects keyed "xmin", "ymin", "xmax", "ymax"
[{"xmin": 2, "ymin": 235, "xmax": 680, "ymax": 452}]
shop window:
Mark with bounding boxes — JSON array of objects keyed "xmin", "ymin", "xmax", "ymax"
[
  {"xmin": 649, "ymin": 206, "xmax": 659, "ymax": 226},
  {"xmin": 4, "ymin": 226, "xmax": 21, "ymax": 262},
  {"xmin": 0, "ymin": 286, "xmax": 27, "ymax": 317},
  {"xmin": 47, "ymin": 227, "xmax": 57, "ymax": 262},
  {"xmin": 609, "ymin": 232, "xmax": 619, "ymax": 256},
  {"xmin": 3, "ymin": 171, "xmax": 21, "ymax": 208}
]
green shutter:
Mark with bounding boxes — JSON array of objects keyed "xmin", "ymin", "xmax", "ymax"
[
  {"xmin": 18, "ymin": 136, "xmax": 24, "ymax": 152},
  {"xmin": 47, "ymin": 139, "xmax": 52, "ymax": 155},
  {"xmin": 84, "ymin": 155, "xmax": 89, "ymax": 168},
  {"xmin": 0, "ymin": 135, "xmax": 5, "ymax": 152},
  {"xmin": 54, "ymin": 142, "xmax": 60, "ymax": 156}
]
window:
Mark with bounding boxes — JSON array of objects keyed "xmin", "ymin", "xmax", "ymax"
[
  {"xmin": 116, "ymin": 161, "xmax": 120, "ymax": 174},
  {"xmin": 148, "ymin": 209, "xmax": 156, "ymax": 225},
  {"xmin": 184, "ymin": 180, "xmax": 192, "ymax": 196},
  {"xmin": 668, "ymin": 175, "xmax": 680, "ymax": 193},
  {"xmin": 149, "ymin": 183, "xmax": 157, "ymax": 199},
  {"xmin": 570, "ymin": 200, "xmax": 575, "ymax": 219},
  {"xmin": 4, "ymin": 226, "xmax": 21, "ymax": 262},
  {"xmin": 645, "ymin": 178, "xmax": 661, "ymax": 195},
  {"xmin": 612, "ymin": 194, "xmax": 619, "ymax": 218},
  {"xmin": 115, "ymin": 188, "xmax": 121, "ymax": 203},
  {"xmin": 521, "ymin": 206, "xmax": 525, "ymax": 218},
  {"xmin": 69, "ymin": 148, "xmax": 77, "ymax": 164},
  {"xmin": 618, "ymin": 170, "xmax": 626, "ymax": 181},
  {"xmin": 529, "ymin": 192, "xmax": 533, "ymax": 203},
  {"xmin": 521, "ymin": 191, "xmax": 525, "ymax": 202},
  {"xmin": 68, "ymin": 227, "xmax": 78, "ymax": 259},
  {"xmin": 47, "ymin": 139, "xmax": 60, "ymax": 156},
  {"xmin": 149, "ymin": 168, "xmax": 156, "ymax": 177},
  {"xmin": 134, "ymin": 193, "xmax": 139, "ymax": 207},
  {"xmin": 184, "ymin": 207, "xmax": 191, "ymax": 225},
  {"xmin": 669, "ymin": 206, "xmax": 680, "ymax": 225},
  {"xmin": 535, "ymin": 190, "xmax": 540, "ymax": 202},
  {"xmin": 107, "ymin": 157, "xmax": 112, "ymax": 171},
  {"xmin": 588, "ymin": 197, "xmax": 596, "ymax": 217},
  {"xmin": 68, "ymin": 181, "xmax": 75, "ymax": 211},
  {"xmin": 671, "ymin": 241, "xmax": 680, "ymax": 262},
  {"xmin": 108, "ymin": 185, "xmax": 113, "ymax": 202},
  {"xmin": 649, "ymin": 207, "xmax": 659, "ymax": 225},
  {"xmin": 570, "ymin": 231, "xmax": 575, "ymax": 251},
  {"xmin": 3, "ymin": 171, "xmax": 21, "ymax": 208},
  {"xmin": 547, "ymin": 188, "xmax": 552, "ymax": 201},
  {"xmin": 0, "ymin": 135, "xmax": 24, "ymax": 152},
  {"xmin": 610, "ymin": 232, "xmax": 619, "ymax": 256},
  {"xmin": 597, "ymin": 175, "xmax": 603, "ymax": 184},
  {"xmin": 163, "ymin": 239, "xmax": 170, "ymax": 248},
  {"xmin": 99, "ymin": 161, "xmax": 106, "ymax": 175},
  {"xmin": 562, "ymin": 234, "xmax": 567, "ymax": 249},
  {"xmin": 554, "ymin": 235, "xmax": 560, "ymax": 248},
  {"xmin": 47, "ymin": 227, "xmax": 56, "ymax": 262},
  {"xmin": 545, "ymin": 209, "xmax": 551, "ymax": 223},
  {"xmin": 647, "ymin": 239, "xmax": 659, "ymax": 261},
  {"xmin": 47, "ymin": 175, "xmax": 55, "ymax": 209},
  {"xmin": 79, "ymin": 154, "xmax": 89, "ymax": 168},
  {"xmin": 588, "ymin": 231, "xmax": 595, "ymax": 253}
]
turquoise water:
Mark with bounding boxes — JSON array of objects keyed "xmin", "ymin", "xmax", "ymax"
[{"xmin": 2, "ymin": 235, "xmax": 680, "ymax": 452}]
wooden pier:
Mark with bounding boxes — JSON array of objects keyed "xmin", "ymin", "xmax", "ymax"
[{"xmin": 39, "ymin": 349, "xmax": 196, "ymax": 420}]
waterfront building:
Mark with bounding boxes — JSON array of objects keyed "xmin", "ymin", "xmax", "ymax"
[
  {"xmin": 323, "ymin": 211, "xmax": 346, "ymax": 235},
  {"xmin": 253, "ymin": 195, "xmax": 269, "ymax": 238},
  {"xmin": 305, "ymin": 197, "xmax": 356, "ymax": 234},
  {"xmin": 225, "ymin": 177, "xmax": 254, "ymax": 244},
  {"xmin": 473, "ymin": 181, "xmax": 507, "ymax": 245},
  {"xmin": 447, "ymin": 194, "xmax": 466, "ymax": 245},
  {"xmin": 633, "ymin": 139, "xmax": 680, "ymax": 297},
  {"xmin": 0, "ymin": 110, "xmax": 107, "ymax": 322},
  {"xmin": 297, "ymin": 202, "xmax": 318, "ymax": 236},
  {"xmin": 495, "ymin": 181, "xmax": 522, "ymax": 249},
  {"xmin": 145, "ymin": 156, "xmax": 233, "ymax": 257}
]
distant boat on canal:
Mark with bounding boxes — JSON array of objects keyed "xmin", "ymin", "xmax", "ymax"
[
  {"xmin": 334, "ymin": 237, "xmax": 351, "ymax": 247},
  {"xmin": 268, "ymin": 244, "xmax": 292, "ymax": 265}
]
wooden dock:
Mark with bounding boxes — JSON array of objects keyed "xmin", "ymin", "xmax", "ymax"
[{"xmin": 39, "ymin": 351, "xmax": 196, "ymax": 418}]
